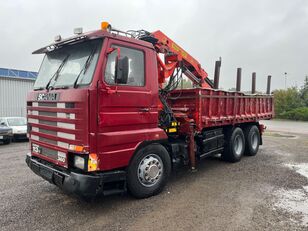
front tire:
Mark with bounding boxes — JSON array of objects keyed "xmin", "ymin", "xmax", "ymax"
[
  {"xmin": 222, "ymin": 127, "xmax": 245, "ymax": 162},
  {"xmin": 127, "ymin": 144, "xmax": 171, "ymax": 199}
]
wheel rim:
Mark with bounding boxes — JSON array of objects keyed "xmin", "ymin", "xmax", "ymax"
[
  {"xmin": 137, "ymin": 154, "xmax": 163, "ymax": 187},
  {"xmin": 251, "ymin": 132, "xmax": 258, "ymax": 150},
  {"xmin": 234, "ymin": 135, "xmax": 243, "ymax": 156}
]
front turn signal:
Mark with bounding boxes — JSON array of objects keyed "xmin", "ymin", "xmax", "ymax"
[
  {"xmin": 69, "ymin": 144, "xmax": 84, "ymax": 152},
  {"xmin": 88, "ymin": 153, "xmax": 99, "ymax": 172}
]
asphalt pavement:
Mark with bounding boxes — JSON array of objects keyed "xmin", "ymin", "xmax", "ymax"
[{"xmin": 0, "ymin": 120, "xmax": 307, "ymax": 231}]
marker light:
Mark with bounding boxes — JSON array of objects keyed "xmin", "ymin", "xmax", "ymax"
[
  {"xmin": 88, "ymin": 153, "xmax": 98, "ymax": 172},
  {"xmin": 74, "ymin": 27, "xmax": 83, "ymax": 35},
  {"xmin": 54, "ymin": 35, "xmax": 62, "ymax": 42},
  {"xmin": 101, "ymin": 21, "xmax": 111, "ymax": 32},
  {"xmin": 69, "ymin": 144, "xmax": 84, "ymax": 152}
]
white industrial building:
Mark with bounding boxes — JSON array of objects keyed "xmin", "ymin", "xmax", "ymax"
[{"xmin": 0, "ymin": 68, "xmax": 37, "ymax": 117}]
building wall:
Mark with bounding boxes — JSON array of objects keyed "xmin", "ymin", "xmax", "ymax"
[{"xmin": 0, "ymin": 77, "xmax": 34, "ymax": 117}]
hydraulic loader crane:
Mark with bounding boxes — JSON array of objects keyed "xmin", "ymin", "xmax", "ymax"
[{"xmin": 134, "ymin": 30, "xmax": 213, "ymax": 88}]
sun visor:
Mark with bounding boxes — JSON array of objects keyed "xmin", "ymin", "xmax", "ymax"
[{"xmin": 32, "ymin": 35, "xmax": 88, "ymax": 54}]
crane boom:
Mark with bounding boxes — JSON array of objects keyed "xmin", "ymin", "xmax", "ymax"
[
  {"xmin": 100, "ymin": 24, "xmax": 213, "ymax": 88},
  {"xmin": 149, "ymin": 30, "xmax": 213, "ymax": 88}
]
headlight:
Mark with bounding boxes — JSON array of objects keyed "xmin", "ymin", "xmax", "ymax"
[{"xmin": 74, "ymin": 156, "xmax": 85, "ymax": 169}]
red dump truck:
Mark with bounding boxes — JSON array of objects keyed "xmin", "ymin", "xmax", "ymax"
[{"xmin": 26, "ymin": 22, "xmax": 273, "ymax": 198}]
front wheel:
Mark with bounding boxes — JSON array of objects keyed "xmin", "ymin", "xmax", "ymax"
[{"xmin": 127, "ymin": 144, "xmax": 171, "ymax": 199}]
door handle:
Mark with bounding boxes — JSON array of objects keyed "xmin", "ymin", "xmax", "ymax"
[
  {"xmin": 105, "ymin": 86, "xmax": 116, "ymax": 94},
  {"xmin": 139, "ymin": 108, "xmax": 150, "ymax": 112}
]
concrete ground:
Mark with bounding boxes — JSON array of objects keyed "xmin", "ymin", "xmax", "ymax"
[{"xmin": 0, "ymin": 120, "xmax": 307, "ymax": 231}]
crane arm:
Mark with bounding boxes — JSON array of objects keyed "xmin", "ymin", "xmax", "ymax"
[
  {"xmin": 150, "ymin": 30, "xmax": 213, "ymax": 88},
  {"xmin": 99, "ymin": 23, "xmax": 213, "ymax": 88}
]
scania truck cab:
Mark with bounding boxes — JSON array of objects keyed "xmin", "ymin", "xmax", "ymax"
[{"xmin": 26, "ymin": 25, "xmax": 170, "ymax": 198}]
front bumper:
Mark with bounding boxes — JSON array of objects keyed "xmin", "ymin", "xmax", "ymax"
[
  {"xmin": 26, "ymin": 155, "xmax": 126, "ymax": 197},
  {"xmin": 13, "ymin": 133, "xmax": 28, "ymax": 139}
]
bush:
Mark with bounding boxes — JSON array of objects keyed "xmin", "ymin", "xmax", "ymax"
[
  {"xmin": 273, "ymin": 87, "xmax": 304, "ymax": 115},
  {"xmin": 272, "ymin": 77, "xmax": 308, "ymax": 121},
  {"xmin": 278, "ymin": 107, "xmax": 308, "ymax": 121}
]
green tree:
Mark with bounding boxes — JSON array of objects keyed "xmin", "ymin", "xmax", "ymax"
[
  {"xmin": 300, "ymin": 76, "xmax": 308, "ymax": 106},
  {"xmin": 273, "ymin": 87, "xmax": 303, "ymax": 115}
]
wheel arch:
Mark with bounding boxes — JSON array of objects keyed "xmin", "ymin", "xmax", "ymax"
[{"xmin": 128, "ymin": 139, "xmax": 170, "ymax": 169}]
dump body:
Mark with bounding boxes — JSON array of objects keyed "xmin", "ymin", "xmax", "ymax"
[{"xmin": 170, "ymin": 88, "xmax": 273, "ymax": 131}]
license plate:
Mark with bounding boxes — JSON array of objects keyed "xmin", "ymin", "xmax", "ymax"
[
  {"xmin": 0, "ymin": 136, "xmax": 3, "ymax": 139},
  {"xmin": 32, "ymin": 143, "xmax": 42, "ymax": 154}
]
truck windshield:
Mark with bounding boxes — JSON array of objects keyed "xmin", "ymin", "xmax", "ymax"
[{"xmin": 34, "ymin": 39, "xmax": 102, "ymax": 90}]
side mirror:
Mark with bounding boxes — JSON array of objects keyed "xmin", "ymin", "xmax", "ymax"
[
  {"xmin": 115, "ymin": 56, "xmax": 129, "ymax": 84},
  {"xmin": 0, "ymin": 122, "xmax": 5, "ymax": 126}
]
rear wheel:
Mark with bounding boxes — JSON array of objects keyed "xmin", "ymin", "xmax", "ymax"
[
  {"xmin": 244, "ymin": 125, "xmax": 260, "ymax": 156},
  {"xmin": 222, "ymin": 127, "xmax": 245, "ymax": 162},
  {"xmin": 127, "ymin": 144, "xmax": 171, "ymax": 199}
]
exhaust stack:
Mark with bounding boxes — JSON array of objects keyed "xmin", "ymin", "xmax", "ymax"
[
  {"xmin": 266, "ymin": 75, "xmax": 272, "ymax": 94},
  {"xmin": 213, "ymin": 58, "xmax": 222, "ymax": 89},
  {"xmin": 252, "ymin": 72, "xmax": 256, "ymax": 94},
  {"xmin": 236, "ymin": 68, "xmax": 242, "ymax": 91}
]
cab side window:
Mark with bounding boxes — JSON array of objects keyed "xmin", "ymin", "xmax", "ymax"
[{"xmin": 105, "ymin": 46, "xmax": 145, "ymax": 86}]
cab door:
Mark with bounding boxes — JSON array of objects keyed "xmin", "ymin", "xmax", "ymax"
[{"xmin": 97, "ymin": 39, "xmax": 159, "ymax": 170}]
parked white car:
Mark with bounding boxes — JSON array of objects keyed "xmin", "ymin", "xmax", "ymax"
[{"xmin": 0, "ymin": 117, "xmax": 28, "ymax": 140}]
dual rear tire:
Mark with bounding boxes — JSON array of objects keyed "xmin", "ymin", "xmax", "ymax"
[
  {"xmin": 222, "ymin": 125, "xmax": 260, "ymax": 162},
  {"xmin": 243, "ymin": 125, "xmax": 260, "ymax": 156}
]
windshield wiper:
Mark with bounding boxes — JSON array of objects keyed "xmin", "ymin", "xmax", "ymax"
[
  {"xmin": 73, "ymin": 46, "xmax": 97, "ymax": 88},
  {"xmin": 45, "ymin": 54, "xmax": 70, "ymax": 90}
]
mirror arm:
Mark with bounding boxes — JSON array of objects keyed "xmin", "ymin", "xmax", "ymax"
[
  {"xmin": 106, "ymin": 47, "xmax": 121, "ymax": 59},
  {"xmin": 106, "ymin": 47, "xmax": 116, "ymax": 55}
]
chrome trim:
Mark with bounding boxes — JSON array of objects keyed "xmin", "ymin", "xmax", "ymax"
[
  {"xmin": 58, "ymin": 132, "xmax": 75, "ymax": 140},
  {"xmin": 28, "ymin": 118, "xmax": 39, "ymax": 124},
  {"xmin": 57, "ymin": 122, "xmax": 75, "ymax": 129}
]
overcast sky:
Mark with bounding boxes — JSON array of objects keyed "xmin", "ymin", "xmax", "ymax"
[{"xmin": 0, "ymin": 0, "xmax": 307, "ymax": 91}]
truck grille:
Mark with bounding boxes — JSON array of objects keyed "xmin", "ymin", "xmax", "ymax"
[{"xmin": 27, "ymin": 101, "xmax": 81, "ymax": 162}]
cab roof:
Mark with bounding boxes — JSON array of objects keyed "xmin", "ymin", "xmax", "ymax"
[{"xmin": 32, "ymin": 29, "xmax": 155, "ymax": 54}]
